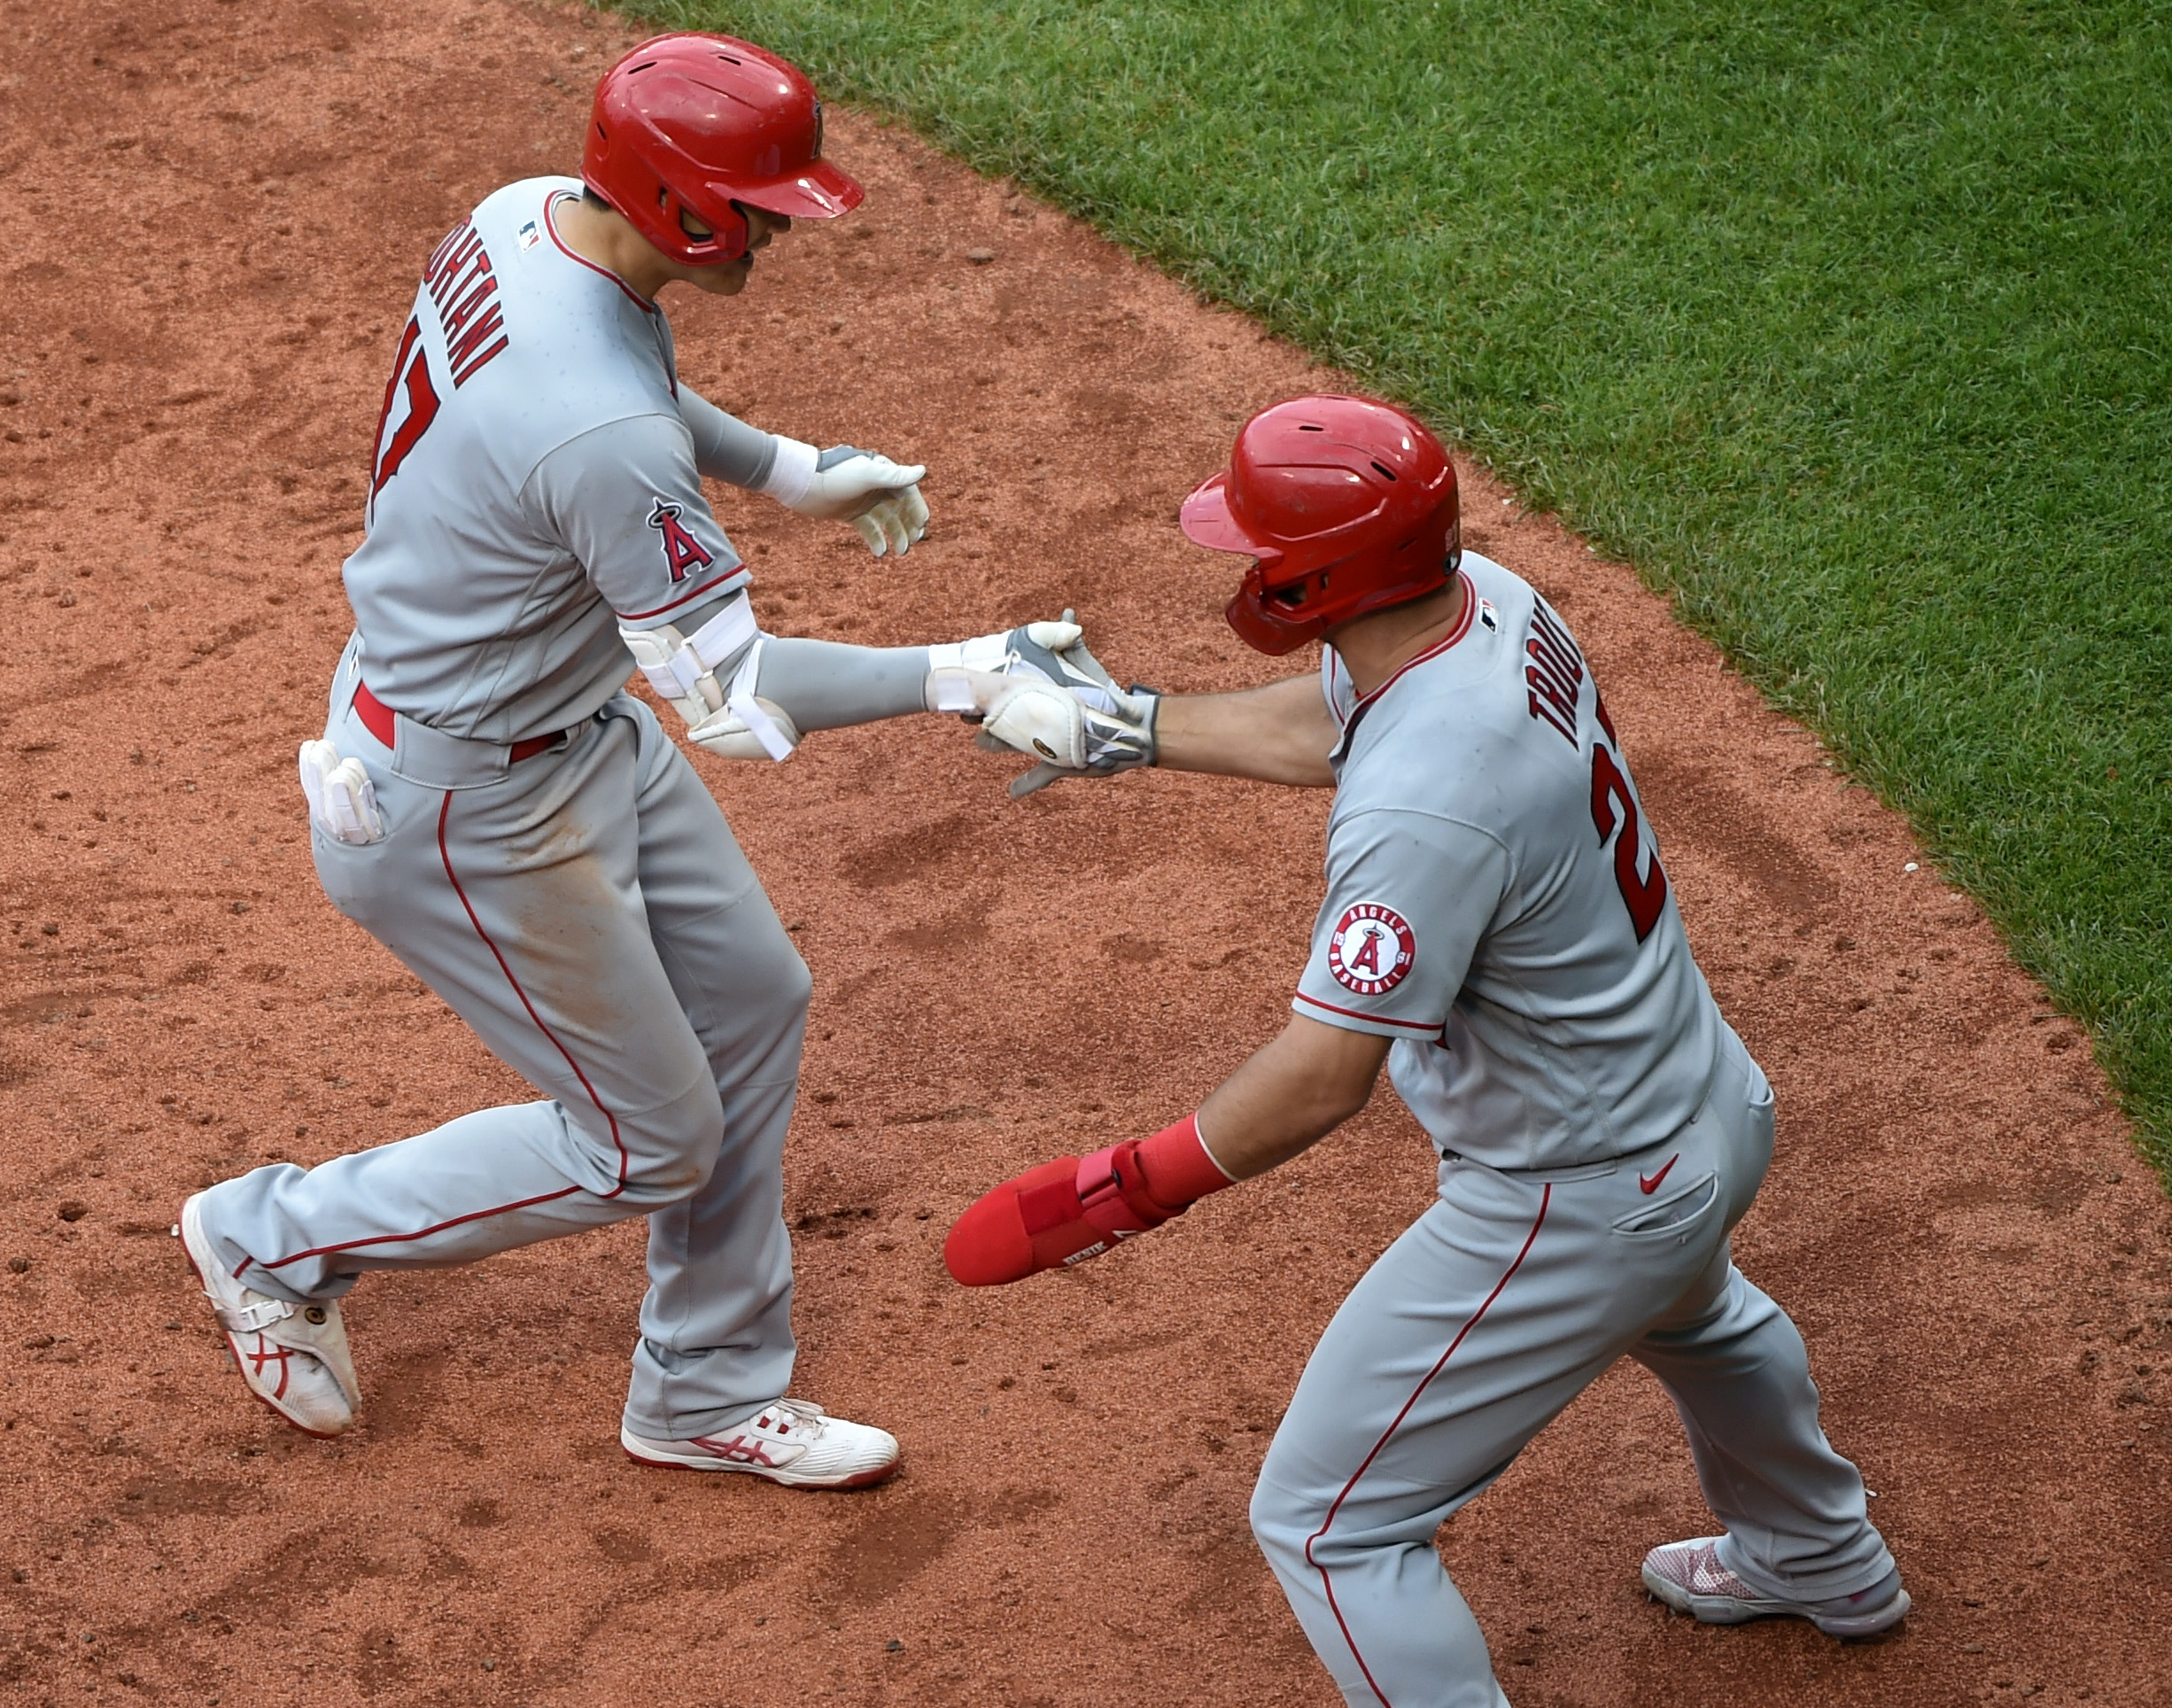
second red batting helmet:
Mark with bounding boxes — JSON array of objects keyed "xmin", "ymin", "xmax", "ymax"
[
  {"xmin": 1180, "ymin": 395, "xmax": 1461, "ymax": 656},
  {"xmin": 582, "ymin": 33, "xmax": 864, "ymax": 267}
]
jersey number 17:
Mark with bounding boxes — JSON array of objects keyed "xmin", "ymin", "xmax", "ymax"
[{"xmin": 369, "ymin": 316, "xmax": 442, "ymax": 502}]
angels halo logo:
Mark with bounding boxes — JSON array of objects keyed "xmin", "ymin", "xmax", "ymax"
[
  {"xmin": 1327, "ymin": 903, "xmax": 1416, "ymax": 996},
  {"xmin": 647, "ymin": 495, "xmax": 714, "ymax": 583}
]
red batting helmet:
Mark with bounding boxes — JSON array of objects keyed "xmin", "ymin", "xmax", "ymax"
[
  {"xmin": 1180, "ymin": 395, "xmax": 1461, "ymax": 655},
  {"xmin": 582, "ymin": 33, "xmax": 864, "ymax": 268}
]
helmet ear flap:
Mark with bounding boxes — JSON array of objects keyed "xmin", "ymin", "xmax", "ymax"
[{"xmin": 655, "ymin": 184, "xmax": 749, "ymax": 262}]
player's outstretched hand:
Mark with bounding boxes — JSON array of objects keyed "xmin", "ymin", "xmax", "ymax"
[
  {"xmin": 962, "ymin": 611, "xmax": 1160, "ymax": 796},
  {"xmin": 784, "ymin": 445, "xmax": 929, "ymax": 555},
  {"xmin": 924, "ymin": 612, "xmax": 1159, "ymax": 796},
  {"xmin": 945, "ymin": 1143, "xmax": 1186, "ymax": 1285}
]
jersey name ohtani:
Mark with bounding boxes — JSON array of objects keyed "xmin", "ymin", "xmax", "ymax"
[
  {"xmin": 423, "ymin": 218, "xmax": 512, "ymax": 388},
  {"xmin": 368, "ymin": 217, "xmax": 514, "ymax": 509}
]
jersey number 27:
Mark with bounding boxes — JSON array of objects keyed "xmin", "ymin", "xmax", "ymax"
[{"xmin": 1589, "ymin": 736, "xmax": 1669, "ymax": 942}]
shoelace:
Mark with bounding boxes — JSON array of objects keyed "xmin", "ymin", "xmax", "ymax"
[{"xmin": 760, "ymin": 1397, "xmax": 826, "ymax": 1436}]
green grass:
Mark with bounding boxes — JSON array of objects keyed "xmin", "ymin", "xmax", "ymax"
[{"xmin": 642, "ymin": 0, "xmax": 2172, "ymax": 1178}]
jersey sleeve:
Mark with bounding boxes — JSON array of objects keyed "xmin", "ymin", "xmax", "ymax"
[
  {"xmin": 677, "ymin": 386, "xmax": 780, "ymax": 490},
  {"xmin": 1293, "ymin": 808, "xmax": 1512, "ymax": 1039},
  {"xmin": 523, "ymin": 413, "xmax": 749, "ymax": 627}
]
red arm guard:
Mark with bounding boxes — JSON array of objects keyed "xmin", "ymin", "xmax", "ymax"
[{"xmin": 943, "ymin": 1114, "xmax": 1235, "ymax": 1286}]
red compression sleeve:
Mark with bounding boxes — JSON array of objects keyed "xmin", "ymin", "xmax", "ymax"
[{"xmin": 1133, "ymin": 1113, "xmax": 1237, "ymax": 1208}]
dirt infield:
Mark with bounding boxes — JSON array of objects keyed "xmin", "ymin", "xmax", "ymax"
[{"xmin": 3, "ymin": 2, "xmax": 2169, "ymax": 1704}]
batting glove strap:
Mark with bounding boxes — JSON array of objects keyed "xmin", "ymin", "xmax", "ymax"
[
  {"xmin": 757, "ymin": 436, "xmax": 820, "ymax": 507},
  {"xmin": 1075, "ymin": 1142, "xmax": 1185, "ymax": 1239}
]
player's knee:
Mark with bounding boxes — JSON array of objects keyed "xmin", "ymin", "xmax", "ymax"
[
  {"xmin": 617, "ymin": 1076, "xmax": 727, "ymax": 1200},
  {"xmin": 704, "ymin": 926, "xmax": 811, "ymax": 1075},
  {"xmin": 778, "ymin": 944, "xmax": 812, "ymax": 1028},
  {"xmin": 1248, "ymin": 1470, "xmax": 1320, "ymax": 1573}
]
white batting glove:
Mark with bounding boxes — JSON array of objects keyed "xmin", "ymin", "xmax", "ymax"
[
  {"xmin": 923, "ymin": 617, "xmax": 1082, "ymax": 713},
  {"xmin": 976, "ymin": 684, "xmax": 1158, "ymax": 797},
  {"xmin": 923, "ymin": 612, "xmax": 1158, "ymax": 796},
  {"xmin": 762, "ymin": 438, "xmax": 929, "ymax": 557},
  {"xmin": 299, "ymin": 740, "xmax": 385, "ymax": 844},
  {"xmin": 924, "ymin": 611, "xmax": 1157, "ymax": 796}
]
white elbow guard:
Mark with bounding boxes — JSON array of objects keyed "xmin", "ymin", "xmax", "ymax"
[{"xmin": 620, "ymin": 600, "xmax": 799, "ymax": 763}]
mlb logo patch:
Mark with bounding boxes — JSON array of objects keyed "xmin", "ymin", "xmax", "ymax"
[{"xmin": 517, "ymin": 221, "xmax": 541, "ymax": 252}]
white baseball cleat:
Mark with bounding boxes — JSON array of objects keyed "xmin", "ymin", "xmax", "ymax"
[
  {"xmin": 622, "ymin": 1398, "xmax": 900, "ymax": 1489},
  {"xmin": 175, "ymin": 1193, "xmax": 360, "ymax": 1438},
  {"xmin": 1641, "ymin": 1536, "xmax": 1911, "ymax": 1638}
]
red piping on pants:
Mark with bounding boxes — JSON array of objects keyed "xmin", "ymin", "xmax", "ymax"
[
  {"xmin": 1302, "ymin": 1184, "xmax": 1551, "ymax": 1708},
  {"xmin": 434, "ymin": 789, "xmax": 631, "ymax": 1192},
  {"xmin": 260, "ymin": 788, "xmax": 629, "ymax": 1271},
  {"xmin": 260, "ymin": 1180, "xmax": 582, "ymax": 1269}
]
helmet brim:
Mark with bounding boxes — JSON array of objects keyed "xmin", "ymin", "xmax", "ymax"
[
  {"xmin": 723, "ymin": 158, "xmax": 866, "ymax": 221},
  {"xmin": 1179, "ymin": 473, "xmax": 1268, "ymax": 557}
]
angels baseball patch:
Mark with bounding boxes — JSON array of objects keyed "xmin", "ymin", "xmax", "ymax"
[{"xmin": 1328, "ymin": 904, "xmax": 1416, "ymax": 995}]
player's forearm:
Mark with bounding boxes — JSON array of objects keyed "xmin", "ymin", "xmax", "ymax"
[
  {"xmin": 752, "ymin": 634, "xmax": 942, "ymax": 731},
  {"xmin": 942, "ymin": 1013, "xmax": 1390, "ymax": 1286},
  {"xmin": 1153, "ymin": 673, "xmax": 1338, "ymax": 787},
  {"xmin": 677, "ymin": 387, "xmax": 780, "ymax": 490},
  {"xmin": 1194, "ymin": 1014, "xmax": 1392, "ymax": 1179}
]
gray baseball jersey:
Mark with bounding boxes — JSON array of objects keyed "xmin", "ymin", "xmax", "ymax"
[
  {"xmin": 196, "ymin": 177, "xmax": 924, "ymax": 1448},
  {"xmin": 1294, "ymin": 552, "xmax": 1721, "ymax": 1171},
  {"xmin": 1249, "ymin": 555, "xmax": 1896, "ymax": 1705},
  {"xmin": 345, "ymin": 176, "xmax": 778, "ymax": 745}
]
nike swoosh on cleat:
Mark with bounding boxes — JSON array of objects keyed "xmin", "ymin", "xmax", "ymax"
[{"xmin": 1639, "ymin": 1154, "xmax": 1679, "ymax": 1195}]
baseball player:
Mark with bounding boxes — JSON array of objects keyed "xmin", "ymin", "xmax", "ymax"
[
  {"xmin": 174, "ymin": 34, "xmax": 1083, "ymax": 1488},
  {"xmin": 948, "ymin": 397, "xmax": 1909, "ymax": 1700}
]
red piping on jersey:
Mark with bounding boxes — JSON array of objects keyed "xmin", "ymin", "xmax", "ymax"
[
  {"xmin": 434, "ymin": 789, "xmax": 631, "ymax": 1195},
  {"xmin": 616, "ymin": 566, "xmax": 749, "ymax": 623},
  {"xmin": 1303, "ymin": 1183, "xmax": 1550, "ymax": 1708},
  {"xmin": 544, "ymin": 190, "xmax": 657, "ymax": 313},
  {"xmin": 1346, "ymin": 569, "xmax": 1478, "ymax": 719},
  {"xmin": 1292, "ymin": 990, "xmax": 1441, "ymax": 1034}
]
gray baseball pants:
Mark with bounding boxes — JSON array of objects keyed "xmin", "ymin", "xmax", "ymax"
[
  {"xmin": 196, "ymin": 658, "xmax": 808, "ymax": 1440},
  {"xmin": 1250, "ymin": 1028, "xmax": 1896, "ymax": 1706}
]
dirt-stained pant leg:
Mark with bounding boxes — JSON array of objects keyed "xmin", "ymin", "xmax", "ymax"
[
  {"xmin": 1249, "ymin": 1036, "xmax": 1891, "ymax": 1708},
  {"xmin": 620, "ymin": 699, "xmax": 811, "ymax": 1438},
  {"xmin": 195, "ymin": 694, "xmax": 809, "ymax": 1435}
]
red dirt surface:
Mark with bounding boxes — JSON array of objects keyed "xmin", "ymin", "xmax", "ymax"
[{"xmin": 3, "ymin": 3, "xmax": 2169, "ymax": 1704}]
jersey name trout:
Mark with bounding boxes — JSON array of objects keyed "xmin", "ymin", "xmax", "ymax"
[{"xmin": 1523, "ymin": 600, "xmax": 1586, "ymax": 748}]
